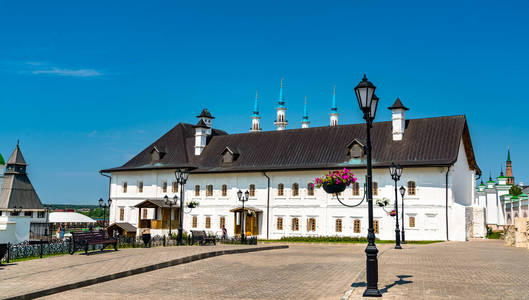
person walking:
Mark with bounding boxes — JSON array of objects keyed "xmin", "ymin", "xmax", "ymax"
[
  {"xmin": 60, "ymin": 224, "xmax": 65, "ymax": 240},
  {"xmin": 56, "ymin": 225, "xmax": 61, "ymax": 240}
]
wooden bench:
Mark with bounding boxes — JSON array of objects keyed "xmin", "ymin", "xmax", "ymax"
[
  {"xmin": 70, "ymin": 231, "xmax": 117, "ymax": 255},
  {"xmin": 190, "ymin": 230, "xmax": 216, "ymax": 245}
]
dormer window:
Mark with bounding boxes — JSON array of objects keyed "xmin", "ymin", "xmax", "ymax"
[
  {"xmin": 346, "ymin": 139, "xmax": 365, "ymax": 159},
  {"xmin": 221, "ymin": 146, "xmax": 239, "ymax": 163},
  {"xmin": 150, "ymin": 145, "xmax": 166, "ymax": 163}
]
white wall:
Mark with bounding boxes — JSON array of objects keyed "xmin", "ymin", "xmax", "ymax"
[{"xmin": 108, "ymin": 164, "xmax": 467, "ymax": 241}]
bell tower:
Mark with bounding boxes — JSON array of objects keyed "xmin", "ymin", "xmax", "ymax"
[
  {"xmin": 250, "ymin": 90, "xmax": 261, "ymax": 132},
  {"xmin": 274, "ymin": 78, "xmax": 288, "ymax": 130},
  {"xmin": 506, "ymin": 147, "xmax": 514, "ymax": 185},
  {"xmin": 329, "ymin": 85, "xmax": 339, "ymax": 126},
  {"xmin": 301, "ymin": 96, "xmax": 310, "ymax": 128}
]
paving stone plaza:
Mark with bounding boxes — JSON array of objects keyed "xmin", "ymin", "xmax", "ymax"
[{"xmin": 1, "ymin": 240, "xmax": 527, "ymax": 299}]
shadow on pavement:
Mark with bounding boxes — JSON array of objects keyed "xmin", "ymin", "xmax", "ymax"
[{"xmin": 380, "ymin": 275, "xmax": 413, "ymax": 294}]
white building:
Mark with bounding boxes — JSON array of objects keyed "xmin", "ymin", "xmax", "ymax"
[
  {"xmin": 102, "ymin": 87, "xmax": 482, "ymax": 242},
  {"xmin": 475, "ymin": 150, "xmax": 528, "ymax": 229},
  {"xmin": 0, "ymin": 144, "xmax": 46, "ymax": 243}
]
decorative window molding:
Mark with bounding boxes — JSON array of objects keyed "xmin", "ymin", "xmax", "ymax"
[
  {"xmin": 353, "ymin": 219, "xmax": 361, "ymax": 233},
  {"xmin": 352, "ymin": 182, "xmax": 360, "ymax": 196},
  {"xmin": 307, "ymin": 217, "xmax": 316, "ymax": 232},
  {"xmin": 408, "ymin": 181, "xmax": 416, "ymax": 195},
  {"xmin": 307, "ymin": 183, "xmax": 314, "ymax": 196},
  {"xmin": 278, "ymin": 184, "xmax": 284, "ymax": 196},
  {"xmin": 335, "ymin": 219, "xmax": 342, "ymax": 232},
  {"xmin": 409, "ymin": 216, "xmax": 416, "ymax": 228},
  {"xmin": 205, "ymin": 217, "xmax": 211, "ymax": 228},
  {"xmin": 192, "ymin": 216, "xmax": 198, "ymax": 228},
  {"xmin": 292, "ymin": 183, "xmax": 299, "ymax": 196}
]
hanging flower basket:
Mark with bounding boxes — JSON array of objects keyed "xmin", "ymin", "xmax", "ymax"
[
  {"xmin": 323, "ymin": 182, "xmax": 347, "ymax": 194},
  {"xmin": 375, "ymin": 198, "xmax": 390, "ymax": 207},
  {"xmin": 389, "ymin": 209, "xmax": 397, "ymax": 217},
  {"xmin": 314, "ymin": 168, "xmax": 357, "ymax": 195},
  {"xmin": 247, "ymin": 210, "xmax": 256, "ymax": 217},
  {"xmin": 186, "ymin": 201, "xmax": 199, "ymax": 209}
]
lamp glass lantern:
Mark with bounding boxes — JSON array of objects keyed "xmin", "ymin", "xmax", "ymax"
[
  {"xmin": 99, "ymin": 198, "xmax": 104, "ymax": 207},
  {"xmin": 396, "ymin": 164, "xmax": 403, "ymax": 177},
  {"xmin": 237, "ymin": 189, "xmax": 243, "ymax": 200},
  {"xmin": 244, "ymin": 190, "xmax": 249, "ymax": 200},
  {"xmin": 164, "ymin": 195, "xmax": 169, "ymax": 204},
  {"xmin": 400, "ymin": 186, "xmax": 406, "ymax": 197},
  {"xmin": 173, "ymin": 195, "xmax": 178, "ymax": 202},
  {"xmin": 370, "ymin": 94, "xmax": 379, "ymax": 120},
  {"xmin": 354, "ymin": 74, "xmax": 376, "ymax": 113}
]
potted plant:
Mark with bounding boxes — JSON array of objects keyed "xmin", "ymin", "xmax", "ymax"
[
  {"xmin": 186, "ymin": 201, "xmax": 200, "ymax": 209},
  {"xmin": 313, "ymin": 168, "xmax": 357, "ymax": 194},
  {"xmin": 375, "ymin": 198, "xmax": 390, "ymax": 207}
]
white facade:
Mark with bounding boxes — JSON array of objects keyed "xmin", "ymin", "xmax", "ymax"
[
  {"xmin": 109, "ymin": 142, "xmax": 476, "ymax": 242},
  {"xmin": 0, "ymin": 212, "xmax": 46, "ymax": 243}
]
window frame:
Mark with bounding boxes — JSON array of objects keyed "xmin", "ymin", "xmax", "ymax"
[
  {"xmin": 335, "ymin": 218, "xmax": 343, "ymax": 232},
  {"xmin": 291, "ymin": 217, "xmax": 299, "ymax": 231},
  {"xmin": 123, "ymin": 182, "xmax": 127, "ymax": 193},
  {"xmin": 373, "ymin": 220, "xmax": 379, "ymax": 234},
  {"xmin": 172, "ymin": 181, "xmax": 178, "ymax": 193},
  {"xmin": 219, "ymin": 216, "xmax": 226, "ymax": 229},
  {"xmin": 221, "ymin": 184, "xmax": 227, "ymax": 197},
  {"xmin": 249, "ymin": 184, "xmax": 256, "ymax": 197},
  {"xmin": 277, "ymin": 183, "xmax": 284, "ymax": 196},
  {"xmin": 292, "ymin": 183, "xmax": 299, "ymax": 197},
  {"xmin": 138, "ymin": 181, "xmax": 144, "ymax": 193},
  {"xmin": 352, "ymin": 182, "xmax": 360, "ymax": 196},
  {"xmin": 307, "ymin": 217, "xmax": 316, "ymax": 232},
  {"xmin": 206, "ymin": 184, "xmax": 213, "ymax": 197},
  {"xmin": 408, "ymin": 181, "xmax": 416, "ymax": 196},
  {"xmin": 162, "ymin": 181, "xmax": 167, "ymax": 193},
  {"xmin": 372, "ymin": 182, "xmax": 378, "ymax": 196},
  {"xmin": 192, "ymin": 216, "xmax": 198, "ymax": 228},
  {"xmin": 307, "ymin": 183, "xmax": 314, "ymax": 196},
  {"xmin": 409, "ymin": 216, "xmax": 416, "ymax": 228},
  {"xmin": 119, "ymin": 208, "xmax": 125, "ymax": 221},
  {"xmin": 353, "ymin": 219, "xmax": 361, "ymax": 233},
  {"xmin": 277, "ymin": 217, "xmax": 283, "ymax": 230},
  {"xmin": 194, "ymin": 185, "xmax": 200, "ymax": 196},
  {"xmin": 205, "ymin": 216, "xmax": 211, "ymax": 228}
]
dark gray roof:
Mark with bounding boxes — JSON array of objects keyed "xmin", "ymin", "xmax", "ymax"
[
  {"xmin": 108, "ymin": 222, "xmax": 137, "ymax": 232},
  {"xmin": 0, "ymin": 145, "xmax": 43, "ymax": 210},
  {"xmin": 7, "ymin": 145, "xmax": 27, "ymax": 166},
  {"xmin": 388, "ymin": 98, "xmax": 409, "ymax": 111},
  {"xmin": 102, "ymin": 115, "xmax": 480, "ymax": 175},
  {"xmin": 193, "ymin": 119, "xmax": 209, "ymax": 128},
  {"xmin": 0, "ymin": 173, "xmax": 43, "ymax": 210},
  {"xmin": 197, "ymin": 108, "xmax": 214, "ymax": 119}
]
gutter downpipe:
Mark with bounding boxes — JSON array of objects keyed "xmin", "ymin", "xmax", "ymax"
[
  {"xmin": 263, "ymin": 172, "xmax": 270, "ymax": 240},
  {"xmin": 445, "ymin": 166, "xmax": 450, "ymax": 241}
]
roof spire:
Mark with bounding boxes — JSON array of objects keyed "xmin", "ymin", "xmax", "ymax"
[
  {"xmin": 507, "ymin": 146, "xmax": 511, "ymax": 162},
  {"xmin": 278, "ymin": 77, "xmax": 285, "ymax": 107},
  {"xmin": 253, "ymin": 89, "xmax": 259, "ymax": 116},
  {"xmin": 301, "ymin": 96, "xmax": 310, "ymax": 128},
  {"xmin": 331, "ymin": 85, "xmax": 337, "ymax": 111}
]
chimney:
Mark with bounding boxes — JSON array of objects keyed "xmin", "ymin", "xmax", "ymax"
[
  {"xmin": 388, "ymin": 98, "xmax": 409, "ymax": 141},
  {"xmin": 194, "ymin": 109, "xmax": 214, "ymax": 155}
]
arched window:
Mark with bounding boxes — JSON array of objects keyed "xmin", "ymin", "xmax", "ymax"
[
  {"xmin": 192, "ymin": 216, "xmax": 198, "ymax": 228},
  {"xmin": 205, "ymin": 217, "xmax": 211, "ymax": 228},
  {"xmin": 162, "ymin": 181, "xmax": 168, "ymax": 193},
  {"xmin": 408, "ymin": 181, "xmax": 416, "ymax": 195},
  {"xmin": 373, "ymin": 220, "xmax": 379, "ymax": 234},
  {"xmin": 307, "ymin": 218, "xmax": 316, "ymax": 232},
  {"xmin": 194, "ymin": 185, "xmax": 200, "ymax": 196},
  {"xmin": 138, "ymin": 181, "xmax": 143, "ymax": 193},
  {"xmin": 354, "ymin": 219, "xmax": 361, "ymax": 233},
  {"xmin": 372, "ymin": 182, "xmax": 378, "ymax": 196},
  {"xmin": 278, "ymin": 184, "xmax": 284, "ymax": 196},
  {"xmin": 409, "ymin": 216, "xmax": 415, "ymax": 228},
  {"xmin": 335, "ymin": 219, "xmax": 342, "ymax": 232},
  {"xmin": 291, "ymin": 217, "xmax": 299, "ymax": 231},
  {"xmin": 292, "ymin": 183, "xmax": 299, "ymax": 196},
  {"xmin": 249, "ymin": 184, "xmax": 256, "ymax": 197},
  {"xmin": 172, "ymin": 181, "xmax": 178, "ymax": 193},
  {"xmin": 307, "ymin": 183, "xmax": 314, "ymax": 196},
  {"xmin": 219, "ymin": 217, "xmax": 226, "ymax": 229},
  {"xmin": 123, "ymin": 182, "xmax": 128, "ymax": 193},
  {"xmin": 277, "ymin": 217, "xmax": 283, "ymax": 230},
  {"xmin": 221, "ymin": 184, "xmax": 227, "ymax": 197},
  {"xmin": 352, "ymin": 182, "xmax": 360, "ymax": 196},
  {"xmin": 206, "ymin": 185, "xmax": 213, "ymax": 197}
]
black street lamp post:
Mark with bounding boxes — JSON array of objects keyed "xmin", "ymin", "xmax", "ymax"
[
  {"xmin": 389, "ymin": 163, "xmax": 403, "ymax": 249},
  {"xmin": 175, "ymin": 167, "xmax": 194, "ymax": 245},
  {"xmin": 45, "ymin": 205, "xmax": 51, "ymax": 240},
  {"xmin": 400, "ymin": 186, "xmax": 406, "ymax": 244},
  {"xmin": 354, "ymin": 74, "xmax": 381, "ymax": 297},
  {"xmin": 237, "ymin": 190, "xmax": 249, "ymax": 242},
  {"xmin": 164, "ymin": 195, "xmax": 178, "ymax": 237},
  {"xmin": 99, "ymin": 198, "xmax": 112, "ymax": 227}
]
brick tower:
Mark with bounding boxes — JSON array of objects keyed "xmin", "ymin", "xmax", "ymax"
[{"xmin": 506, "ymin": 147, "xmax": 514, "ymax": 185}]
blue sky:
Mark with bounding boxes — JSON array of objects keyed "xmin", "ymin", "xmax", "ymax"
[{"xmin": 1, "ymin": 0, "xmax": 528, "ymax": 205}]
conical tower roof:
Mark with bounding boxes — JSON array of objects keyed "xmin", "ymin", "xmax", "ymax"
[
  {"xmin": 0, "ymin": 153, "xmax": 4, "ymax": 165},
  {"xmin": 7, "ymin": 144, "xmax": 27, "ymax": 166}
]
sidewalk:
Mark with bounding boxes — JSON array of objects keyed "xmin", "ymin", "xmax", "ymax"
[{"xmin": 0, "ymin": 244, "xmax": 286, "ymax": 299}]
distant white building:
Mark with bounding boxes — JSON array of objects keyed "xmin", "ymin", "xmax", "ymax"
[
  {"xmin": 474, "ymin": 149, "xmax": 528, "ymax": 229},
  {"xmin": 0, "ymin": 144, "xmax": 46, "ymax": 243},
  {"xmin": 102, "ymin": 84, "xmax": 482, "ymax": 242}
]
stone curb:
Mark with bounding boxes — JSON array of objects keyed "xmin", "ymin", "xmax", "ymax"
[{"xmin": 4, "ymin": 245, "xmax": 289, "ymax": 300}]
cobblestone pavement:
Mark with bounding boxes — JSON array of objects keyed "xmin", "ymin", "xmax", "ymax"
[
  {"xmin": 42, "ymin": 243, "xmax": 382, "ymax": 300},
  {"xmin": 0, "ymin": 244, "xmax": 282, "ymax": 299},
  {"xmin": 347, "ymin": 240, "xmax": 529, "ymax": 300}
]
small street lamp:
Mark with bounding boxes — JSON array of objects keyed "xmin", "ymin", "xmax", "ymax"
[
  {"xmin": 45, "ymin": 205, "xmax": 52, "ymax": 240},
  {"xmin": 175, "ymin": 167, "xmax": 194, "ymax": 245},
  {"xmin": 389, "ymin": 163, "xmax": 403, "ymax": 249},
  {"xmin": 399, "ymin": 186, "xmax": 406, "ymax": 244},
  {"xmin": 99, "ymin": 198, "xmax": 112, "ymax": 227},
  {"xmin": 237, "ymin": 189, "xmax": 249, "ymax": 242},
  {"xmin": 164, "ymin": 195, "xmax": 178, "ymax": 237},
  {"xmin": 354, "ymin": 74, "xmax": 381, "ymax": 297}
]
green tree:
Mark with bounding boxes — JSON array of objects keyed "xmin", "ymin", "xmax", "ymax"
[{"xmin": 509, "ymin": 185, "xmax": 522, "ymax": 196}]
